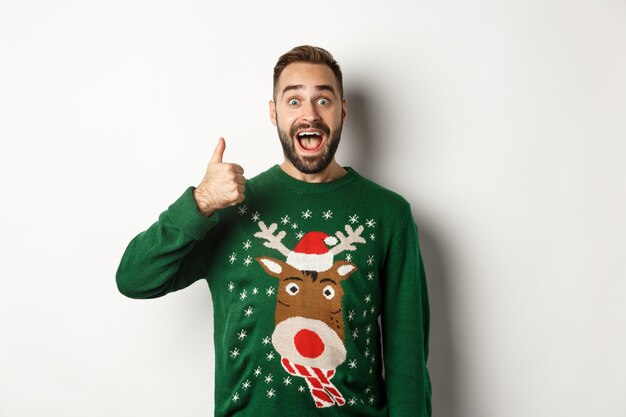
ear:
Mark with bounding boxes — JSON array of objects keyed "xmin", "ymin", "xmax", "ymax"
[
  {"xmin": 341, "ymin": 98, "xmax": 347, "ymax": 122},
  {"xmin": 331, "ymin": 260, "xmax": 357, "ymax": 281},
  {"xmin": 256, "ymin": 256, "xmax": 290, "ymax": 278},
  {"xmin": 269, "ymin": 100, "xmax": 277, "ymax": 126}
]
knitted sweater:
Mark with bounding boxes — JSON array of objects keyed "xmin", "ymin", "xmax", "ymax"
[{"xmin": 116, "ymin": 164, "xmax": 431, "ymax": 417}]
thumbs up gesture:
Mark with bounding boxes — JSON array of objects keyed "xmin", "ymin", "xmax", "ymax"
[{"xmin": 193, "ymin": 138, "xmax": 246, "ymax": 216}]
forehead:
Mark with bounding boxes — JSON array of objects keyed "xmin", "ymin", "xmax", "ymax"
[{"xmin": 276, "ymin": 62, "xmax": 339, "ymax": 94}]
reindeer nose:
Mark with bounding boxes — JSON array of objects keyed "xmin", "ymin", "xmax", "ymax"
[{"xmin": 294, "ymin": 329, "xmax": 325, "ymax": 358}]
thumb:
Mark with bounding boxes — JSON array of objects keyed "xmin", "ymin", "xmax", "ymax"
[{"xmin": 210, "ymin": 137, "xmax": 226, "ymax": 163}]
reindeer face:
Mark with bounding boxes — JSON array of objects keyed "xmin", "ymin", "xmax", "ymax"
[{"xmin": 257, "ymin": 257, "xmax": 357, "ymax": 369}]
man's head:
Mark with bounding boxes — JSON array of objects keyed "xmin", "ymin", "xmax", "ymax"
[{"xmin": 270, "ymin": 45, "xmax": 347, "ymax": 175}]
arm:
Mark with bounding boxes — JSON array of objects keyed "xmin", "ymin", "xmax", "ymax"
[
  {"xmin": 381, "ymin": 213, "xmax": 432, "ymax": 416},
  {"xmin": 115, "ymin": 186, "xmax": 219, "ymax": 299},
  {"xmin": 116, "ymin": 137, "xmax": 245, "ymax": 299}
]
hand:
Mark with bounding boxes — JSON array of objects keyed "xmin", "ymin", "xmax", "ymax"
[{"xmin": 193, "ymin": 137, "xmax": 245, "ymax": 216}]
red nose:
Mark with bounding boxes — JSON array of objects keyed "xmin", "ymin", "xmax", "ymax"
[{"xmin": 294, "ymin": 329, "xmax": 325, "ymax": 358}]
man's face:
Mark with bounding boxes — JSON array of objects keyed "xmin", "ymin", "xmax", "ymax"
[{"xmin": 270, "ymin": 63, "xmax": 347, "ymax": 174}]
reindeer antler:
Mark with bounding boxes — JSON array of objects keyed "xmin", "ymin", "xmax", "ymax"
[
  {"xmin": 254, "ymin": 221, "xmax": 291, "ymax": 257},
  {"xmin": 329, "ymin": 225, "xmax": 366, "ymax": 255}
]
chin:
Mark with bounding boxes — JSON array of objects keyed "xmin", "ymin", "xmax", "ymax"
[{"xmin": 278, "ymin": 126, "xmax": 341, "ymax": 174}]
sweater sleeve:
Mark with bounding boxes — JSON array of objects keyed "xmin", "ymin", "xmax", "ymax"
[
  {"xmin": 115, "ymin": 186, "xmax": 219, "ymax": 299},
  {"xmin": 381, "ymin": 212, "xmax": 432, "ymax": 416}
]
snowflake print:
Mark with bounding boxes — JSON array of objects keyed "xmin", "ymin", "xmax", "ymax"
[
  {"xmin": 345, "ymin": 253, "xmax": 352, "ymax": 262},
  {"xmin": 370, "ymin": 306, "xmax": 376, "ymax": 315},
  {"xmin": 251, "ymin": 211, "xmax": 260, "ymax": 222},
  {"xmin": 291, "ymin": 223, "xmax": 298, "ymax": 230},
  {"xmin": 280, "ymin": 215, "xmax": 290, "ymax": 225},
  {"xmin": 262, "ymin": 336, "xmax": 271, "ymax": 345},
  {"xmin": 253, "ymin": 367, "xmax": 262, "ymax": 377},
  {"xmin": 366, "ymin": 324, "xmax": 373, "ymax": 333},
  {"xmin": 367, "ymin": 255, "xmax": 374, "ymax": 265},
  {"xmin": 228, "ymin": 281, "xmax": 235, "ymax": 292},
  {"xmin": 266, "ymin": 351, "xmax": 275, "ymax": 361},
  {"xmin": 367, "ymin": 272, "xmax": 374, "ymax": 281},
  {"xmin": 298, "ymin": 386, "xmax": 306, "ymax": 393},
  {"xmin": 370, "ymin": 233, "xmax": 376, "ymax": 241},
  {"xmin": 242, "ymin": 380, "xmax": 251, "ymax": 389},
  {"xmin": 352, "ymin": 328, "xmax": 359, "ymax": 339},
  {"xmin": 228, "ymin": 253, "xmax": 237, "ymax": 264},
  {"xmin": 365, "ymin": 348, "xmax": 370, "ymax": 358},
  {"xmin": 301, "ymin": 209, "xmax": 312, "ymax": 219},
  {"xmin": 243, "ymin": 256, "xmax": 252, "ymax": 266},
  {"xmin": 230, "ymin": 348, "xmax": 240, "ymax": 359},
  {"xmin": 244, "ymin": 306, "xmax": 253, "ymax": 317},
  {"xmin": 322, "ymin": 210, "xmax": 333, "ymax": 220},
  {"xmin": 365, "ymin": 386, "xmax": 372, "ymax": 394},
  {"xmin": 362, "ymin": 310, "xmax": 368, "ymax": 318},
  {"xmin": 348, "ymin": 359, "xmax": 357, "ymax": 369},
  {"xmin": 283, "ymin": 376, "xmax": 292, "ymax": 385},
  {"xmin": 365, "ymin": 294, "xmax": 372, "ymax": 303},
  {"xmin": 232, "ymin": 392, "xmax": 240, "ymax": 402},
  {"xmin": 243, "ymin": 240, "xmax": 252, "ymax": 250},
  {"xmin": 266, "ymin": 287, "xmax": 275, "ymax": 296},
  {"xmin": 267, "ymin": 389, "xmax": 276, "ymax": 398},
  {"xmin": 369, "ymin": 395, "xmax": 375, "ymax": 404},
  {"xmin": 252, "ymin": 287, "xmax": 259, "ymax": 295},
  {"xmin": 238, "ymin": 205, "xmax": 248, "ymax": 216},
  {"xmin": 366, "ymin": 218, "xmax": 376, "ymax": 228},
  {"xmin": 371, "ymin": 356, "xmax": 376, "ymax": 363},
  {"xmin": 347, "ymin": 310, "xmax": 355, "ymax": 321},
  {"xmin": 239, "ymin": 289, "xmax": 248, "ymax": 301},
  {"xmin": 349, "ymin": 398, "xmax": 357, "ymax": 406},
  {"xmin": 366, "ymin": 337, "xmax": 371, "ymax": 346},
  {"xmin": 349, "ymin": 214, "xmax": 359, "ymax": 224},
  {"xmin": 237, "ymin": 329, "xmax": 247, "ymax": 341},
  {"xmin": 264, "ymin": 374, "xmax": 273, "ymax": 384},
  {"xmin": 296, "ymin": 231, "xmax": 304, "ymax": 240}
]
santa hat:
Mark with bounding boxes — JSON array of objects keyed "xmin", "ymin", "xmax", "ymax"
[{"xmin": 287, "ymin": 231, "xmax": 338, "ymax": 272}]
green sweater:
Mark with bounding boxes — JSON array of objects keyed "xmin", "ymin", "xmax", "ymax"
[{"xmin": 116, "ymin": 165, "xmax": 431, "ymax": 417}]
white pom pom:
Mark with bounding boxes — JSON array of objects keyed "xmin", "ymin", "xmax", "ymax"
[{"xmin": 324, "ymin": 236, "xmax": 338, "ymax": 246}]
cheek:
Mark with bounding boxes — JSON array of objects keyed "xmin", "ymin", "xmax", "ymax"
[
  {"xmin": 276, "ymin": 113, "xmax": 295, "ymax": 129},
  {"xmin": 321, "ymin": 110, "xmax": 342, "ymax": 126}
]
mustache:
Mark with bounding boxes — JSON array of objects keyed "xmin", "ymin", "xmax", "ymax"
[{"xmin": 289, "ymin": 122, "xmax": 331, "ymax": 138}]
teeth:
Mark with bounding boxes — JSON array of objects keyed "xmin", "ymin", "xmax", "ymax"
[{"xmin": 299, "ymin": 131, "xmax": 321, "ymax": 137}]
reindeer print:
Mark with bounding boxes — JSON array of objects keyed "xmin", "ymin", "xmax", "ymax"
[
  {"xmin": 254, "ymin": 221, "xmax": 366, "ymax": 408},
  {"xmin": 256, "ymin": 257, "xmax": 356, "ymax": 369}
]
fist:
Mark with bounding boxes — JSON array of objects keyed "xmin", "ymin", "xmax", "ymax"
[{"xmin": 193, "ymin": 137, "xmax": 245, "ymax": 216}]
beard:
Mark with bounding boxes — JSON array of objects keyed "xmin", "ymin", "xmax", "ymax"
[{"xmin": 276, "ymin": 120, "xmax": 343, "ymax": 175}]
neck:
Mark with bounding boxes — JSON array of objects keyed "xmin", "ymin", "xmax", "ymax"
[{"xmin": 280, "ymin": 159, "xmax": 347, "ymax": 183}]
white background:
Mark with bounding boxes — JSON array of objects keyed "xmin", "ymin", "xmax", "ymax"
[{"xmin": 1, "ymin": 1, "xmax": 625, "ymax": 416}]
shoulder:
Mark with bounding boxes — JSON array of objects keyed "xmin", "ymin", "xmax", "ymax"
[
  {"xmin": 244, "ymin": 165, "xmax": 283, "ymax": 194},
  {"xmin": 349, "ymin": 170, "xmax": 413, "ymax": 219}
]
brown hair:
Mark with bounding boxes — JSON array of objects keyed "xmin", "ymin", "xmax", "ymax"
[{"xmin": 273, "ymin": 45, "xmax": 343, "ymax": 99}]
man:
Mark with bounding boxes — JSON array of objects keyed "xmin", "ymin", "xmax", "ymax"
[{"xmin": 117, "ymin": 45, "xmax": 431, "ymax": 417}]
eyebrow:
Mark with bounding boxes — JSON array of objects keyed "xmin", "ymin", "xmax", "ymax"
[{"xmin": 282, "ymin": 84, "xmax": 337, "ymax": 98}]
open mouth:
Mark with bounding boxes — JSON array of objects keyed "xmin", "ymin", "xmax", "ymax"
[{"xmin": 295, "ymin": 130, "xmax": 324, "ymax": 152}]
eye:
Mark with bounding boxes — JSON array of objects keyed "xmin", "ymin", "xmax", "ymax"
[
  {"xmin": 318, "ymin": 98, "xmax": 329, "ymax": 105},
  {"xmin": 288, "ymin": 98, "xmax": 299, "ymax": 106},
  {"xmin": 286, "ymin": 283, "xmax": 300, "ymax": 295},
  {"xmin": 322, "ymin": 285, "xmax": 335, "ymax": 300}
]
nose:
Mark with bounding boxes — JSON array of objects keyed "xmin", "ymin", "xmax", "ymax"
[
  {"xmin": 301, "ymin": 100, "xmax": 320, "ymax": 123},
  {"xmin": 294, "ymin": 329, "xmax": 325, "ymax": 358}
]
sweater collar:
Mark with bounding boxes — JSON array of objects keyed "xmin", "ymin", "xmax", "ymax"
[{"xmin": 267, "ymin": 164, "xmax": 358, "ymax": 194}]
